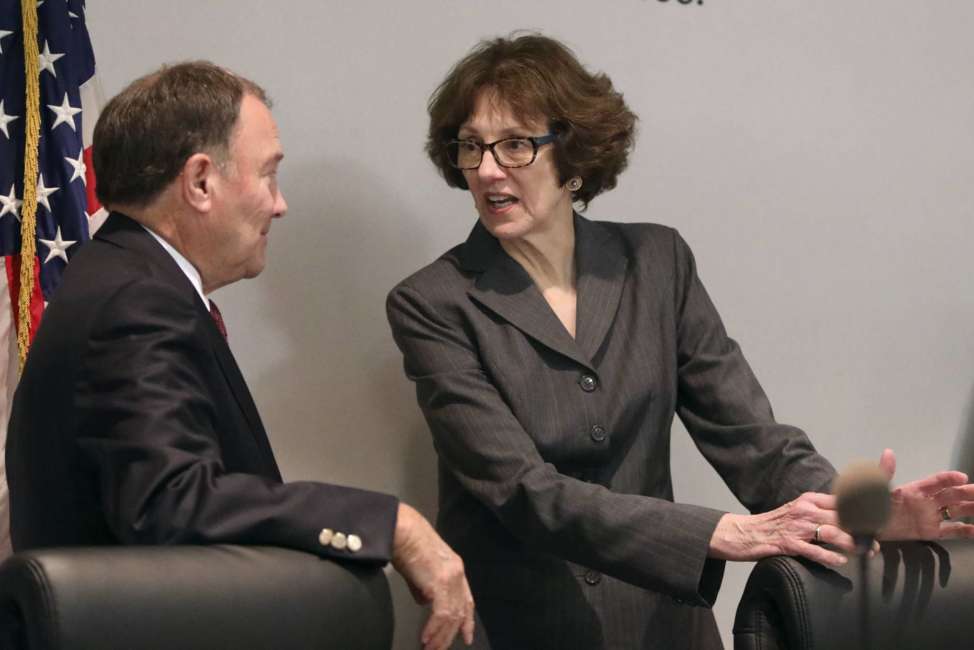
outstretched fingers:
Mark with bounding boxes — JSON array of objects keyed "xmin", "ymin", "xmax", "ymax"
[
  {"xmin": 896, "ymin": 471, "xmax": 970, "ymax": 500},
  {"xmin": 935, "ymin": 521, "xmax": 974, "ymax": 539},
  {"xmin": 932, "ymin": 484, "xmax": 974, "ymax": 507}
]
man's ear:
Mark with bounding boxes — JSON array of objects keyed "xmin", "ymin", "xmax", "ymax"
[{"xmin": 181, "ymin": 153, "xmax": 218, "ymax": 212}]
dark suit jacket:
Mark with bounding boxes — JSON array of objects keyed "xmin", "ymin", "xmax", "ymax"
[
  {"xmin": 387, "ymin": 214, "xmax": 837, "ymax": 649},
  {"xmin": 7, "ymin": 212, "xmax": 397, "ymax": 563}
]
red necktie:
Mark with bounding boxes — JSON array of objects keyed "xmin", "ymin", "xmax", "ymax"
[{"xmin": 208, "ymin": 299, "xmax": 228, "ymax": 339}]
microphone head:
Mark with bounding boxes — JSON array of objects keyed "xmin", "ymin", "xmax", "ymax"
[{"xmin": 832, "ymin": 462, "xmax": 892, "ymax": 536}]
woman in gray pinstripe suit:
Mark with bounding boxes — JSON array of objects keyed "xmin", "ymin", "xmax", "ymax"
[{"xmin": 387, "ymin": 34, "xmax": 974, "ymax": 649}]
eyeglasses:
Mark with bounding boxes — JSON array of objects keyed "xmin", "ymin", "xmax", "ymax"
[{"xmin": 446, "ymin": 133, "xmax": 557, "ymax": 170}]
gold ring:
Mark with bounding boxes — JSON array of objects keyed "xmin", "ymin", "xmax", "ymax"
[
  {"xmin": 814, "ymin": 524, "xmax": 823, "ymax": 543},
  {"xmin": 940, "ymin": 506, "xmax": 952, "ymax": 521}
]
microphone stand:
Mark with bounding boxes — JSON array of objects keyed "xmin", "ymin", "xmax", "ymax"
[
  {"xmin": 854, "ymin": 535, "xmax": 874, "ymax": 650},
  {"xmin": 833, "ymin": 462, "xmax": 890, "ymax": 650}
]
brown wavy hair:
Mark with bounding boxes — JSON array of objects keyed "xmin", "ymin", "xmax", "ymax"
[{"xmin": 426, "ymin": 33, "xmax": 637, "ymax": 208}]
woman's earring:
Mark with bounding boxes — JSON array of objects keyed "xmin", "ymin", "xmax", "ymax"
[{"xmin": 567, "ymin": 177, "xmax": 583, "ymax": 192}]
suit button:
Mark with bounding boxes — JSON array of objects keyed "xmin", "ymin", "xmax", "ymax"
[
  {"xmin": 590, "ymin": 425, "xmax": 607, "ymax": 442},
  {"xmin": 579, "ymin": 375, "xmax": 598, "ymax": 392},
  {"xmin": 318, "ymin": 528, "xmax": 334, "ymax": 546},
  {"xmin": 584, "ymin": 570, "xmax": 601, "ymax": 585},
  {"xmin": 347, "ymin": 534, "xmax": 362, "ymax": 552},
  {"xmin": 331, "ymin": 532, "xmax": 348, "ymax": 550}
]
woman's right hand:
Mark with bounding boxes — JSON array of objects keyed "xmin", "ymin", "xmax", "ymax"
[{"xmin": 708, "ymin": 492, "xmax": 858, "ymax": 567}]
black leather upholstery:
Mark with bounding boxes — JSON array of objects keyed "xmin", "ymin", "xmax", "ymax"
[
  {"xmin": 733, "ymin": 540, "xmax": 974, "ymax": 650},
  {"xmin": 0, "ymin": 545, "xmax": 394, "ymax": 650}
]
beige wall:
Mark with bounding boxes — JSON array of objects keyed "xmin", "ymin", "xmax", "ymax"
[{"xmin": 88, "ymin": 2, "xmax": 974, "ymax": 646}]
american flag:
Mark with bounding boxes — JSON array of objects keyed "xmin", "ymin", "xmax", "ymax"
[{"xmin": 0, "ymin": 0, "xmax": 103, "ymax": 559}]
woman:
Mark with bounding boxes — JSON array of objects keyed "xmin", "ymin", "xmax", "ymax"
[{"xmin": 386, "ymin": 34, "xmax": 974, "ymax": 649}]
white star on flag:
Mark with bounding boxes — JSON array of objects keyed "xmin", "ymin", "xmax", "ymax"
[
  {"xmin": 0, "ymin": 29, "xmax": 13, "ymax": 54},
  {"xmin": 39, "ymin": 226, "xmax": 77, "ymax": 264},
  {"xmin": 36, "ymin": 174, "xmax": 59, "ymax": 212},
  {"xmin": 38, "ymin": 40, "xmax": 65, "ymax": 77},
  {"xmin": 0, "ymin": 100, "xmax": 18, "ymax": 139},
  {"xmin": 0, "ymin": 185, "xmax": 22, "ymax": 220},
  {"xmin": 65, "ymin": 149, "xmax": 87, "ymax": 184},
  {"xmin": 47, "ymin": 93, "xmax": 82, "ymax": 132}
]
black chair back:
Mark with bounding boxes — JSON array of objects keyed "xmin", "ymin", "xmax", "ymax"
[
  {"xmin": 0, "ymin": 545, "xmax": 393, "ymax": 650},
  {"xmin": 734, "ymin": 540, "xmax": 974, "ymax": 650}
]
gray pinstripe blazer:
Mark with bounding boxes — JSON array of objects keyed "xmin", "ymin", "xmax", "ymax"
[{"xmin": 387, "ymin": 214, "xmax": 836, "ymax": 649}]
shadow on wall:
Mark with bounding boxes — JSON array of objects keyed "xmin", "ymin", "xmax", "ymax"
[
  {"xmin": 952, "ymin": 381, "xmax": 974, "ymax": 480},
  {"xmin": 242, "ymin": 156, "xmax": 451, "ymax": 648}
]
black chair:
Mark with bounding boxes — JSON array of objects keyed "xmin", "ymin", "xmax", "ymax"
[
  {"xmin": 733, "ymin": 539, "xmax": 974, "ymax": 650},
  {"xmin": 0, "ymin": 545, "xmax": 393, "ymax": 650}
]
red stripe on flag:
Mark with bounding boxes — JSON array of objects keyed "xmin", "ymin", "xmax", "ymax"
[
  {"xmin": 3, "ymin": 257, "xmax": 17, "ymax": 324},
  {"xmin": 28, "ymin": 257, "xmax": 43, "ymax": 342},
  {"xmin": 83, "ymin": 145, "xmax": 101, "ymax": 215},
  {"xmin": 5, "ymin": 256, "xmax": 46, "ymax": 344}
]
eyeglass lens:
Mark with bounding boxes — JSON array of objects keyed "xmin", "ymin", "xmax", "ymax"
[{"xmin": 450, "ymin": 138, "xmax": 537, "ymax": 169}]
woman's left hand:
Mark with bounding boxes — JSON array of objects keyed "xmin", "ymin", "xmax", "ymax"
[{"xmin": 877, "ymin": 449, "xmax": 974, "ymax": 540}]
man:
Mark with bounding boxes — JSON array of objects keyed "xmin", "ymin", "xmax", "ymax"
[{"xmin": 5, "ymin": 62, "xmax": 473, "ymax": 650}]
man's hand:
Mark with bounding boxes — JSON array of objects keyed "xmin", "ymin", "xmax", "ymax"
[
  {"xmin": 877, "ymin": 448, "xmax": 974, "ymax": 541},
  {"xmin": 392, "ymin": 503, "xmax": 475, "ymax": 650}
]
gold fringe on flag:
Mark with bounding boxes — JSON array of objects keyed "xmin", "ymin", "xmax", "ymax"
[{"xmin": 17, "ymin": 0, "xmax": 41, "ymax": 372}]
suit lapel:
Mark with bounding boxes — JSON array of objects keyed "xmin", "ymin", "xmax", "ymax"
[
  {"xmin": 96, "ymin": 212, "xmax": 281, "ymax": 479},
  {"xmin": 460, "ymin": 215, "xmax": 628, "ymax": 370},
  {"xmin": 574, "ymin": 215, "xmax": 629, "ymax": 361},
  {"xmin": 202, "ymin": 319, "xmax": 282, "ymax": 480},
  {"xmin": 470, "ymin": 250, "xmax": 587, "ymax": 367}
]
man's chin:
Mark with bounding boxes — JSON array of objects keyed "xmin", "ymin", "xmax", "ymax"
[{"xmin": 243, "ymin": 261, "xmax": 266, "ymax": 280}]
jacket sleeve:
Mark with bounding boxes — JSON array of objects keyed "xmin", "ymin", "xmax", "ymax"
[
  {"xmin": 670, "ymin": 230, "xmax": 837, "ymax": 512},
  {"xmin": 387, "ymin": 278, "xmax": 726, "ymax": 605},
  {"xmin": 75, "ymin": 277, "xmax": 398, "ymax": 563}
]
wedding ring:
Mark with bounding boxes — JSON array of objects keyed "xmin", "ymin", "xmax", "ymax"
[
  {"xmin": 814, "ymin": 524, "xmax": 823, "ymax": 543},
  {"xmin": 940, "ymin": 505, "xmax": 952, "ymax": 521}
]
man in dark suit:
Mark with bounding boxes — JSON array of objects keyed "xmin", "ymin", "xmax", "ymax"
[{"xmin": 5, "ymin": 61, "xmax": 473, "ymax": 650}]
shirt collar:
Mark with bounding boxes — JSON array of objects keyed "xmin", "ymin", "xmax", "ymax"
[{"xmin": 141, "ymin": 225, "xmax": 208, "ymax": 308}]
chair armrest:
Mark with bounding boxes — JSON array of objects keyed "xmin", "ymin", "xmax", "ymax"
[
  {"xmin": 733, "ymin": 540, "xmax": 974, "ymax": 650},
  {"xmin": 0, "ymin": 545, "xmax": 393, "ymax": 650}
]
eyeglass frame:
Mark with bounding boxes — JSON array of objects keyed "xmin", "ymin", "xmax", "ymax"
[{"xmin": 445, "ymin": 132, "xmax": 558, "ymax": 170}]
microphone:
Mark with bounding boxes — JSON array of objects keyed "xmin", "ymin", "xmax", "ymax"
[
  {"xmin": 833, "ymin": 462, "xmax": 892, "ymax": 550},
  {"xmin": 832, "ymin": 462, "xmax": 892, "ymax": 650}
]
